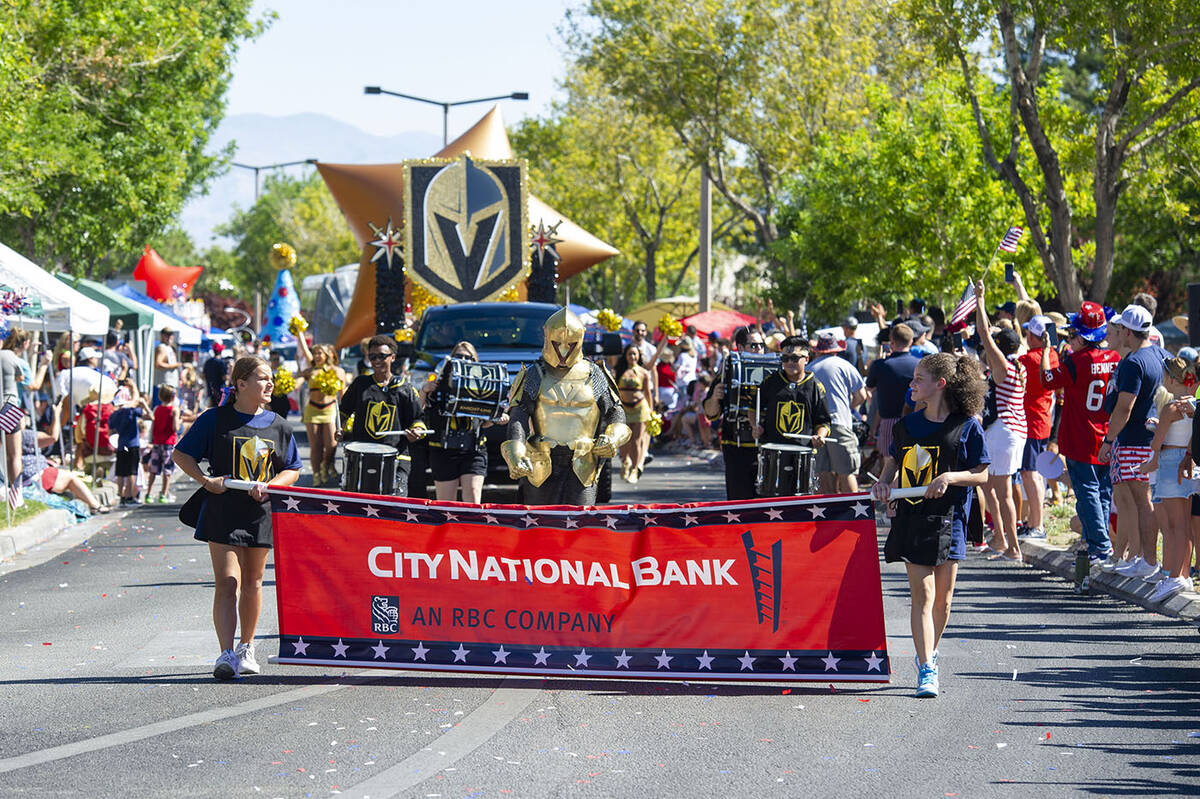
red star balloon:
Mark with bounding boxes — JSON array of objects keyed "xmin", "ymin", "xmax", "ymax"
[{"xmin": 134, "ymin": 246, "xmax": 203, "ymax": 303}]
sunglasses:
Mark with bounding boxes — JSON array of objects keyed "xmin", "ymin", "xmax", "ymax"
[
  {"xmin": 745, "ymin": 342, "xmax": 766, "ymax": 350},
  {"xmin": 367, "ymin": 352, "xmax": 392, "ymax": 361},
  {"xmin": 781, "ymin": 354, "xmax": 806, "ymax": 363}
]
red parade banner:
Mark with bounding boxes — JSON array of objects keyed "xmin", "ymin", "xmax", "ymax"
[{"xmin": 266, "ymin": 487, "xmax": 890, "ymax": 681}]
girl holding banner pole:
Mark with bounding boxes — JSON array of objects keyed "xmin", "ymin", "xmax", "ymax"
[
  {"xmin": 173, "ymin": 357, "xmax": 301, "ymax": 680},
  {"xmin": 871, "ymin": 353, "xmax": 990, "ymax": 698}
]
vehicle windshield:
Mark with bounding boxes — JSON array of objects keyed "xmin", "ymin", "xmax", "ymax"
[{"xmin": 417, "ymin": 306, "xmax": 557, "ymax": 351}]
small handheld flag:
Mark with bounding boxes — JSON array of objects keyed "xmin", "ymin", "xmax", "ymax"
[{"xmin": 997, "ymin": 226, "xmax": 1024, "ymax": 253}]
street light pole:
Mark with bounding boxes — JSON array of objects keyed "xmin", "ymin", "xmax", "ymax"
[{"xmin": 364, "ymin": 87, "xmax": 529, "ymax": 146}]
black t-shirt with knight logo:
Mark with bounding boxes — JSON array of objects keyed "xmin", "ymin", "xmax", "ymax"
[
  {"xmin": 756, "ymin": 370, "xmax": 831, "ymax": 445},
  {"xmin": 340, "ymin": 374, "xmax": 423, "ymax": 453}
]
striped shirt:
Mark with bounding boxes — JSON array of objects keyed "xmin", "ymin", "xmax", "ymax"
[{"xmin": 995, "ymin": 355, "xmax": 1027, "ymax": 436}]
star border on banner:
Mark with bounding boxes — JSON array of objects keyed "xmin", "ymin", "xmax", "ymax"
[
  {"xmin": 368, "ymin": 218, "xmax": 403, "ymax": 269},
  {"xmin": 529, "ymin": 219, "xmax": 563, "ymax": 261}
]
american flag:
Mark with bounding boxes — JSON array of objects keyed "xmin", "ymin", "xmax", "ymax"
[
  {"xmin": 997, "ymin": 226, "xmax": 1024, "ymax": 253},
  {"xmin": 0, "ymin": 401, "xmax": 25, "ymax": 434},
  {"xmin": 947, "ymin": 282, "xmax": 977, "ymax": 326}
]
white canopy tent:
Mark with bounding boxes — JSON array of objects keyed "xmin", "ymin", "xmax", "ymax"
[{"xmin": 0, "ymin": 241, "xmax": 109, "ymax": 336}]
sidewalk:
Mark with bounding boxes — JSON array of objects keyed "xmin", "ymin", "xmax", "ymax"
[{"xmin": 1020, "ymin": 539, "xmax": 1200, "ymax": 625}]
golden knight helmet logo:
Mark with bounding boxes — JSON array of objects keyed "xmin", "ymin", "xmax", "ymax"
[
  {"xmin": 366, "ymin": 400, "xmax": 397, "ymax": 437},
  {"xmin": 900, "ymin": 444, "xmax": 938, "ymax": 502},
  {"xmin": 423, "ymin": 157, "xmax": 509, "ymax": 295},
  {"xmin": 542, "ymin": 307, "xmax": 585, "ymax": 369},
  {"xmin": 236, "ymin": 436, "xmax": 274, "ymax": 482},
  {"xmin": 776, "ymin": 400, "xmax": 805, "ymax": 435}
]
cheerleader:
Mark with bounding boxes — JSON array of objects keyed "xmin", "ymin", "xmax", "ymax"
[
  {"xmin": 871, "ymin": 353, "xmax": 990, "ymax": 698},
  {"xmin": 296, "ymin": 337, "xmax": 345, "ymax": 486},
  {"xmin": 420, "ymin": 341, "xmax": 507, "ymax": 503}
]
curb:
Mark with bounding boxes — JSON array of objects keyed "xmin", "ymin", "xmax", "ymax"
[
  {"xmin": 1021, "ymin": 540, "xmax": 1200, "ymax": 623},
  {"xmin": 0, "ymin": 508, "xmax": 75, "ymax": 560}
]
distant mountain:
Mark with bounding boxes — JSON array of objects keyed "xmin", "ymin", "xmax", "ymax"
[{"xmin": 179, "ymin": 112, "xmax": 442, "ymax": 246}]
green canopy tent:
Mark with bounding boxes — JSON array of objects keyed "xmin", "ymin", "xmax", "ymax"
[{"xmin": 56, "ymin": 275, "xmax": 155, "ymax": 395}]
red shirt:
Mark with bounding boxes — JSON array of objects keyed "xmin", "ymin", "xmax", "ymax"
[
  {"xmin": 1042, "ymin": 346, "xmax": 1121, "ymax": 464},
  {"xmin": 151, "ymin": 404, "xmax": 177, "ymax": 446},
  {"xmin": 1018, "ymin": 347, "xmax": 1059, "ymax": 440}
]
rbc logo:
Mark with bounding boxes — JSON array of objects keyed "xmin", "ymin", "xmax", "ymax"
[{"xmin": 371, "ymin": 595, "xmax": 400, "ymax": 634}]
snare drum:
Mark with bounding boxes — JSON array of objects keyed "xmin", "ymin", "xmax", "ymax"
[
  {"xmin": 442, "ymin": 358, "xmax": 509, "ymax": 422},
  {"xmin": 723, "ymin": 352, "xmax": 780, "ymax": 422},
  {"xmin": 344, "ymin": 442, "xmax": 398, "ymax": 495},
  {"xmin": 756, "ymin": 443, "xmax": 816, "ymax": 497}
]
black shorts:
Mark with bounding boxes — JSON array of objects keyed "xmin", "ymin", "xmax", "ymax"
[
  {"xmin": 115, "ymin": 447, "xmax": 140, "ymax": 477},
  {"xmin": 430, "ymin": 446, "xmax": 487, "ymax": 482},
  {"xmin": 1021, "ymin": 437, "xmax": 1048, "ymax": 472}
]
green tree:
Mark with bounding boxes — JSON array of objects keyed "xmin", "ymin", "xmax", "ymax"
[
  {"xmin": 906, "ymin": 0, "xmax": 1200, "ymax": 307},
  {"xmin": 570, "ymin": 0, "xmax": 897, "ymax": 250},
  {"xmin": 0, "ymin": 0, "xmax": 266, "ymax": 274}
]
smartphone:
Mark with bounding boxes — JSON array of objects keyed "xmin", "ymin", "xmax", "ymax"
[
  {"xmin": 1004, "ymin": 263, "xmax": 1016, "ymax": 284},
  {"xmin": 1047, "ymin": 325, "xmax": 1059, "ymax": 348}
]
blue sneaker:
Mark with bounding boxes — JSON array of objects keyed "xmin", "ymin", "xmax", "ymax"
[
  {"xmin": 913, "ymin": 650, "xmax": 939, "ymax": 672},
  {"xmin": 916, "ymin": 663, "xmax": 939, "ymax": 697}
]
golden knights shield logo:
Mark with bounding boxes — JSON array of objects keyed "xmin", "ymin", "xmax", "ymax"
[
  {"xmin": 404, "ymin": 155, "xmax": 528, "ymax": 303},
  {"xmin": 365, "ymin": 400, "xmax": 396, "ymax": 437},
  {"xmin": 899, "ymin": 444, "xmax": 940, "ymax": 503},
  {"xmin": 233, "ymin": 436, "xmax": 275, "ymax": 482},
  {"xmin": 775, "ymin": 400, "xmax": 806, "ymax": 436}
]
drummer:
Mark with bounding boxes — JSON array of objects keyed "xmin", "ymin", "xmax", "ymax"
[
  {"xmin": 419, "ymin": 341, "xmax": 508, "ymax": 503},
  {"xmin": 338, "ymin": 335, "xmax": 426, "ymax": 495},
  {"xmin": 702, "ymin": 326, "xmax": 769, "ymax": 500},
  {"xmin": 750, "ymin": 336, "xmax": 831, "ymax": 450}
]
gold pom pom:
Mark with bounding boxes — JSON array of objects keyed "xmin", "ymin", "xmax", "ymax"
[
  {"xmin": 270, "ymin": 242, "xmax": 297, "ymax": 270},
  {"xmin": 309, "ymin": 366, "xmax": 344, "ymax": 396},
  {"xmin": 393, "ymin": 327, "xmax": 414, "ymax": 342},
  {"xmin": 646, "ymin": 411, "xmax": 663, "ymax": 437},
  {"xmin": 658, "ymin": 313, "xmax": 683, "ymax": 338},
  {"xmin": 288, "ymin": 315, "xmax": 308, "ymax": 337},
  {"xmin": 272, "ymin": 367, "xmax": 296, "ymax": 396},
  {"xmin": 597, "ymin": 308, "xmax": 622, "ymax": 332}
]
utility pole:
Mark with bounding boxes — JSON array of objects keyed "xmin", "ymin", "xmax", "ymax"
[{"xmin": 699, "ymin": 164, "xmax": 712, "ymax": 312}]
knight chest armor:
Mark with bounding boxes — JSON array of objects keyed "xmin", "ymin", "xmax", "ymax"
[{"xmin": 532, "ymin": 361, "xmax": 601, "ymax": 446}]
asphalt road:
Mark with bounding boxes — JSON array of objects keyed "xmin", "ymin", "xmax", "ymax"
[{"xmin": 1, "ymin": 439, "xmax": 1198, "ymax": 798}]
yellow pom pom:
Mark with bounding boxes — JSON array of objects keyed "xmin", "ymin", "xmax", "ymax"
[
  {"xmin": 658, "ymin": 313, "xmax": 683, "ymax": 338},
  {"xmin": 597, "ymin": 308, "xmax": 622, "ymax": 332},
  {"xmin": 410, "ymin": 283, "xmax": 447, "ymax": 319},
  {"xmin": 270, "ymin": 242, "xmax": 297, "ymax": 270},
  {"xmin": 393, "ymin": 327, "xmax": 414, "ymax": 342},
  {"xmin": 288, "ymin": 315, "xmax": 308, "ymax": 337},
  {"xmin": 309, "ymin": 366, "xmax": 344, "ymax": 396},
  {"xmin": 272, "ymin": 367, "xmax": 296, "ymax": 396},
  {"xmin": 646, "ymin": 411, "xmax": 663, "ymax": 437}
]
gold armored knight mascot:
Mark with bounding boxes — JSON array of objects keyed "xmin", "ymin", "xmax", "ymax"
[{"xmin": 501, "ymin": 307, "xmax": 630, "ymax": 505}]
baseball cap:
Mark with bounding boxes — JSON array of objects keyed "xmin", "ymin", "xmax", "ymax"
[
  {"xmin": 905, "ymin": 317, "xmax": 930, "ymax": 337},
  {"xmin": 1066, "ymin": 301, "xmax": 1108, "ymax": 343},
  {"xmin": 1022, "ymin": 315, "xmax": 1053, "ymax": 338},
  {"xmin": 993, "ymin": 327, "xmax": 1021, "ymax": 355},
  {"xmin": 212, "ymin": 341, "xmax": 225, "ymax": 355},
  {"xmin": 1109, "ymin": 304, "xmax": 1153, "ymax": 333},
  {"xmin": 994, "ymin": 301, "xmax": 1017, "ymax": 315},
  {"xmin": 78, "ymin": 346, "xmax": 100, "ymax": 361}
]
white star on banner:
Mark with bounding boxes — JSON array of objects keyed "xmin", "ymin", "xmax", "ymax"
[
  {"xmin": 614, "ymin": 650, "xmax": 632, "ymax": 668},
  {"xmin": 723, "ymin": 511, "xmax": 740, "ymax": 522},
  {"xmin": 364, "ymin": 505, "xmax": 380, "ymax": 518},
  {"xmin": 779, "ymin": 652, "xmax": 798, "ymax": 671},
  {"xmin": 483, "ymin": 514, "xmax": 500, "ymax": 525},
  {"xmin": 851, "ymin": 502, "xmax": 872, "ymax": 518},
  {"xmin": 371, "ymin": 640, "xmax": 389, "ymax": 659},
  {"xmin": 444, "ymin": 512, "xmax": 459, "ymax": 522},
  {"xmin": 865, "ymin": 652, "xmax": 884, "ymax": 672},
  {"xmin": 654, "ymin": 650, "xmax": 673, "ymax": 669},
  {"xmin": 564, "ymin": 517, "xmax": 579, "ymax": 528},
  {"xmin": 641, "ymin": 515, "xmax": 655, "ymax": 528},
  {"xmin": 532, "ymin": 647, "xmax": 551, "ymax": 665},
  {"xmin": 696, "ymin": 651, "xmax": 714, "ymax": 670},
  {"xmin": 292, "ymin": 637, "xmax": 309, "ymax": 656},
  {"xmin": 323, "ymin": 501, "xmax": 340, "ymax": 514},
  {"xmin": 283, "ymin": 497, "xmax": 301, "ymax": 511},
  {"xmin": 452, "ymin": 644, "xmax": 470, "ymax": 663},
  {"xmin": 404, "ymin": 510, "xmax": 420, "ymax": 522},
  {"xmin": 520, "ymin": 514, "xmax": 538, "ymax": 527},
  {"xmin": 331, "ymin": 639, "xmax": 349, "ymax": 657},
  {"xmin": 604, "ymin": 516, "xmax": 618, "ymax": 529},
  {"xmin": 765, "ymin": 508, "xmax": 784, "ymax": 520},
  {"xmin": 821, "ymin": 651, "xmax": 841, "ymax": 671},
  {"xmin": 682, "ymin": 514, "xmax": 699, "ymax": 526},
  {"xmin": 738, "ymin": 651, "xmax": 756, "ymax": 671},
  {"xmin": 573, "ymin": 648, "xmax": 591, "ymax": 667},
  {"xmin": 411, "ymin": 642, "xmax": 430, "ymax": 661},
  {"xmin": 493, "ymin": 645, "xmax": 510, "ymax": 664},
  {"xmin": 808, "ymin": 505, "xmax": 827, "ymax": 519}
]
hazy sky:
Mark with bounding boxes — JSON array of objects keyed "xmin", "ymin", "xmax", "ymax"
[{"xmin": 225, "ymin": 0, "xmax": 575, "ymax": 139}]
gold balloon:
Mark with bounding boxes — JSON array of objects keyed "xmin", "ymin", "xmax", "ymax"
[{"xmin": 270, "ymin": 242, "xmax": 297, "ymax": 271}]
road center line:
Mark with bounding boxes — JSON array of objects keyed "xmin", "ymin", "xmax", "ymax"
[
  {"xmin": 339, "ymin": 678, "xmax": 541, "ymax": 799},
  {"xmin": 0, "ymin": 673, "xmax": 391, "ymax": 774}
]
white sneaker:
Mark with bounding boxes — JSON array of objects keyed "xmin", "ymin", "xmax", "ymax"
[
  {"xmin": 1149, "ymin": 576, "xmax": 1188, "ymax": 603},
  {"xmin": 1115, "ymin": 557, "xmax": 1158, "ymax": 579},
  {"xmin": 235, "ymin": 641, "xmax": 260, "ymax": 675},
  {"xmin": 213, "ymin": 649, "xmax": 240, "ymax": 680},
  {"xmin": 1101, "ymin": 558, "xmax": 1129, "ymax": 574}
]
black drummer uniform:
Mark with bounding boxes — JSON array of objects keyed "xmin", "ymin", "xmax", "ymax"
[
  {"xmin": 175, "ymin": 405, "xmax": 301, "ymax": 548},
  {"xmin": 340, "ymin": 374, "xmax": 425, "ymax": 494},
  {"xmin": 704, "ymin": 378, "xmax": 761, "ymax": 501},
  {"xmin": 756, "ymin": 370, "xmax": 831, "ymax": 445},
  {"xmin": 424, "ymin": 361, "xmax": 490, "ymax": 483}
]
